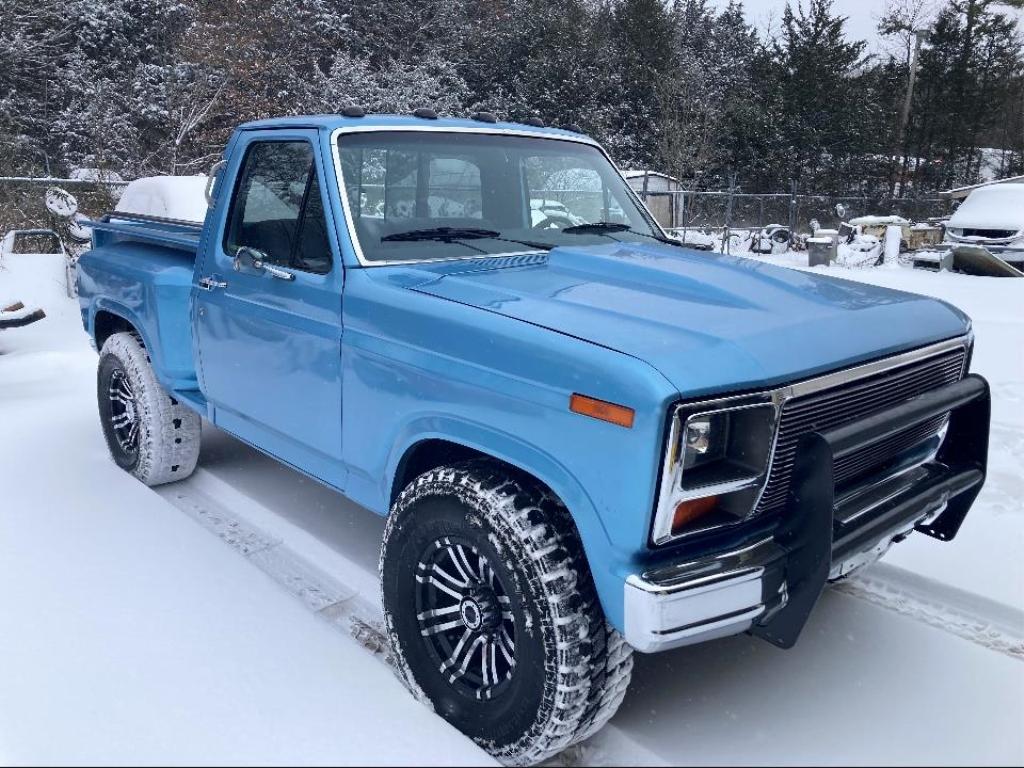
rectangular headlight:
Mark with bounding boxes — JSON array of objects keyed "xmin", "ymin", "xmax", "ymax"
[{"xmin": 652, "ymin": 397, "xmax": 779, "ymax": 544}]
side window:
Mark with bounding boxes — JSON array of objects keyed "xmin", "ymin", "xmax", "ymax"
[{"xmin": 225, "ymin": 141, "xmax": 331, "ymax": 274}]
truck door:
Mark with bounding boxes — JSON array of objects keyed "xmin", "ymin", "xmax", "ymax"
[{"xmin": 193, "ymin": 130, "xmax": 345, "ymax": 488}]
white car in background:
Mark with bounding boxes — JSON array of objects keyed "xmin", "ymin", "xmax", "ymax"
[{"xmin": 945, "ymin": 183, "xmax": 1024, "ymax": 266}]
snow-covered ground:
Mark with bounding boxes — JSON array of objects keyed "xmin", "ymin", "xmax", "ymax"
[
  {"xmin": 1, "ymin": 250, "xmax": 1021, "ymax": 765},
  {"xmin": 0, "ymin": 254, "xmax": 491, "ymax": 766}
]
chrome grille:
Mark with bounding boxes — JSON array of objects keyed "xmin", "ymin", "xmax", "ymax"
[{"xmin": 755, "ymin": 347, "xmax": 967, "ymax": 517}]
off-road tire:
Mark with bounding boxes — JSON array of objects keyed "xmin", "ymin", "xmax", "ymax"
[
  {"xmin": 380, "ymin": 460, "xmax": 633, "ymax": 766},
  {"xmin": 97, "ymin": 332, "xmax": 201, "ymax": 486}
]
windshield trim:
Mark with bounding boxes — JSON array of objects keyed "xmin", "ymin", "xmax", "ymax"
[{"xmin": 329, "ymin": 125, "xmax": 667, "ymax": 267}]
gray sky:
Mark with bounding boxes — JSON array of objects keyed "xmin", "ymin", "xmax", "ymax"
[
  {"xmin": 711, "ymin": 0, "xmax": 1023, "ymax": 54},
  {"xmin": 725, "ymin": 0, "xmax": 893, "ymax": 42}
]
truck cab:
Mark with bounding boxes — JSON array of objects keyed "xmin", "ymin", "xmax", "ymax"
[{"xmin": 77, "ymin": 113, "xmax": 990, "ymax": 766}]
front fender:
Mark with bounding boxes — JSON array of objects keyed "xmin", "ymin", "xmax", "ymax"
[{"xmin": 373, "ymin": 418, "xmax": 629, "ymax": 630}]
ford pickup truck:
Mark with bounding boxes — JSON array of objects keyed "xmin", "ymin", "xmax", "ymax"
[{"xmin": 77, "ymin": 113, "xmax": 990, "ymax": 765}]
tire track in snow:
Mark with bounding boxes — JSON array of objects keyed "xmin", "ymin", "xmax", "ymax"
[
  {"xmin": 153, "ymin": 469, "xmax": 395, "ymax": 663},
  {"xmin": 835, "ymin": 562, "xmax": 1024, "ymax": 659},
  {"xmin": 156, "ymin": 466, "xmax": 1023, "ymax": 703}
]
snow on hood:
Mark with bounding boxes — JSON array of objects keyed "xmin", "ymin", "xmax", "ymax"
[
  {"xmin": 408, "ymin": 243, "xmax": 970, "ymax": 397},
  {"xmin": 949, "ymin": 184, "xmax": 1024, "ymax": 231},
  {"xmin": 115, "ymin": 176, "xmax": 209, "ymax": 223}
]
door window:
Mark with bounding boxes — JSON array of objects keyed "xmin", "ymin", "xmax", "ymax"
[{"xmin": 225, "ymin": 141, "xmax": 332, "ymax": 274}]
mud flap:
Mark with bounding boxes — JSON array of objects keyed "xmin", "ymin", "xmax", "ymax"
[{"xmin": 751, "ymin": 432, "xmax": 834, "ymax": 649}]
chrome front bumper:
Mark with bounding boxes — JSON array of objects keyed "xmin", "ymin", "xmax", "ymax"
[
  {"xmin": 624, "ymin": 374, "xmax": 990, "ymax": 654},
  {"xmin": 624, "ymin": 538, "xmax": 785, "ymax": 653}
]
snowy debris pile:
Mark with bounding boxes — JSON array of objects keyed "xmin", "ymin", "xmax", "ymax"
[{"xmin": 0, "ymin": 300, "xmax": 46, "ymax": 330}]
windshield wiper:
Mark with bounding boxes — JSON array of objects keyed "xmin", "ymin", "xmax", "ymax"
[
  {"xmin": 562, "ymin": 221, "xmax": 682, "ymax": 246},
  {"xmin": 382, "ymin": 226, "xmax": 501, "ymax": 242},
  {"xmin": 381, "ymin": 226, "xmax": 553, "ymax": 251},
  {"xmin": 561, "ymin": 222, "xmax": 631, "ymax": 234}
]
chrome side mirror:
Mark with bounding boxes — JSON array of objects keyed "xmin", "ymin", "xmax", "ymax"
[
  {"xmin": 234, "ymin": 245, "xmax": 265, "ymax": 271},
  {"xmin": 205, "ymin": 160, "xmax": 226, "ymax": 207}
]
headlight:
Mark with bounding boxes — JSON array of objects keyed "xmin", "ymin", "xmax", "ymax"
[{"xmin": 652, "ymin": 397, "xmax": 779, "ymax": 545}]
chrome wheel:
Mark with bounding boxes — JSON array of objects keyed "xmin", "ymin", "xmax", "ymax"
[
  {"xmin": 107, "ymin": 367, "xmax": 139, "ymax": 456},
  {"xmin": 415, "ymin": 536, "xmax": 517, "ymax": 701}
]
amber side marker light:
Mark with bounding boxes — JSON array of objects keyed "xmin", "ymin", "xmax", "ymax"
[
  {"xmin": 569, "ymin": 394, "xmax": 635, "ymax": 428},
  {"xmin": 672, "ymin": 496, "xmax": 719, "ymax": 532}
]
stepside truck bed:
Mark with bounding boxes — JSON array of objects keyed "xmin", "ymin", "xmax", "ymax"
[{"xmin": 78, "ymin": 213, "xmax": 204, "ymax": 394}]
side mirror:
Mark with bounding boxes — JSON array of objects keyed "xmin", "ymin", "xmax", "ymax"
[
  {"xmin": 205, "ymin": 160, "xmax": 226, "ymax": 207},
  {"xmin": 234, "ymin": 246, "xmax": 295, "ymax": 281},
  {"xmin": 234, "ymin": 245, "xmax": 266, "ymax": 272}
]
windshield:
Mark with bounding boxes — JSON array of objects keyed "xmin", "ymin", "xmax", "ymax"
[{"xmin": 336, "ymin": 131, "xmax": 664, "ymax": 263}]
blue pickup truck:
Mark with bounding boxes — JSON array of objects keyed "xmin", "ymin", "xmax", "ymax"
[{"xmin": 77, "ymin": 113, "xmax": 990, "ymax": 765}]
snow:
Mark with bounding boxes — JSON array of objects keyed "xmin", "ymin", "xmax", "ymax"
[
  {"xmin": 849, "ymin": 214, "xmax": 910, "ymax": 227},
  {"xmin": 1, "ymin": 251, "xmax": 1022, "ymax": 765},
  {"xmin": 883, "ymin": 224, "xmax": 901, "ymax": 264},
  {"xmin": 115, "ymin": 176, "xmax": 210, "ymax": 223},
  {"xmin": 0, "ymin": 265, "xmax": 493, "ymax": 764},
  {"xmin": 70, "ymin": 167, "xmax": 126, "ymax": 184},
  {"xmin": 947, "ymin": 184, "xmax": 1024, "ymax": 231}
]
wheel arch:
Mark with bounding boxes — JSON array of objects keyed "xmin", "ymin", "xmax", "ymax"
[
  {"xmin": 386, "ymin": 425, "xmax": 623, "ymax": 627},
  {"xmin": 89, "ymin": 300, "xmax": 188, "ymax": 391},
  {"xmin": 93, "ymin": 306, "xmax": 142, "ymax": 351}
]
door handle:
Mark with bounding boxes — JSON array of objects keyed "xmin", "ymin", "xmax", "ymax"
[
  {"xmin": 198, "ymin": 276, "xmax": 228, "ymax": 291},
  {"xmin": 263, "ymin": 263, "xmax": 296, "ymax": 282}
]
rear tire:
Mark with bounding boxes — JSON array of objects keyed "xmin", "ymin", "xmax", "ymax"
[
  {"xmin": 380, "ymin": 461, "xmax": 633, "ymax": 766},
  {"xmin": 97, "ymin": 332, "xmax": 201, "ymax": 486}
]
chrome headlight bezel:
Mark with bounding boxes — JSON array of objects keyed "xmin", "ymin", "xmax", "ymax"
[{"xmin": 651, "ymin": 392, "xmax": 781, "ymax": 546}]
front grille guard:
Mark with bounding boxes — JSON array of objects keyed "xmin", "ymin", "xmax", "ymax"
[
  {"xmin": 651, "ymin": 335, "xmax": 971, "ymax": 547},
  {"xmin": 750, "ymin": 374, "xmax": 990, "ymax": 649}
]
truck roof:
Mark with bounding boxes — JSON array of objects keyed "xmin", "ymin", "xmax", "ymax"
[{"xmin": 236, "ymin": 114, "xmax": 595, "ymax": 142}]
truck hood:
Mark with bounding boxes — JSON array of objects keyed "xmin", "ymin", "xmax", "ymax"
[{"xmin": 408, "ymin": 243, "xmax": 970, "ymax": 396}]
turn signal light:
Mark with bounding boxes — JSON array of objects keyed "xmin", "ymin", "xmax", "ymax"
[
  {"xmin": 569, "ymin": 394, "xmax": 635, "ymax": 428},
  {"xmin": 672, "ymin": 496, "xmax": 719, "ymax": 532}
]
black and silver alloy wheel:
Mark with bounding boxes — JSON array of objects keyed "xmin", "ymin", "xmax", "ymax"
[
  {"xmin": 97, "ymin": 332, "xmax": 202, "ymax": 485},
  {"xmin": 107, "ymin": 367, "xmax": 140, "ymax": 457},
  {"xmin": 381, "ymin": 461, "xmax": 634, "ymax": 766},
  {"xmin": 416, "ymin": 536, "xmax": 516, "ymax": 701}
]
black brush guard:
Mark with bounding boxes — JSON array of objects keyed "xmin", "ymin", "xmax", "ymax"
[{"xmin": 751, "ymin": 373, "xmax": 990, "ymax": 648}]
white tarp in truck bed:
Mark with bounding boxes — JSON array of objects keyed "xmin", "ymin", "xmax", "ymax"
[{"xmin": 115, "ymin": 176, "xmax": 209, "ymax": 224}]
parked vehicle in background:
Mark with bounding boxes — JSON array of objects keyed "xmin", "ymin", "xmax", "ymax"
[
  {"xmin": 944, "ymin": 183, "xmax": 1024, "ymax": 267},
  {"xmin": 0, "ymin": 228, "xmax": 76, "ymax": 298},
  {"xmin": 75, "ymin": 113, "xmax": 990, "ymax": 766}
]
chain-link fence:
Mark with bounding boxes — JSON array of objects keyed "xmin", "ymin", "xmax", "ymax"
[
  {"xmin": 0, "ymin": 177, "xmax": 127, "ymax": 237},
  {"xmin": 638, "ymin": 187, "xmax": 952, "ymax": 244}
]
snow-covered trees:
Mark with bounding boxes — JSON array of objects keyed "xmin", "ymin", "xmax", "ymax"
[{"xmin": 1, "ymin": 0, "xmax": 1021, "ymax": 193}]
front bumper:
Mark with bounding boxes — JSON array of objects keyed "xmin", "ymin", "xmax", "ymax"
[{"xmin": 624, "ymin": 374, "xmax": 990, "ymax": 653}]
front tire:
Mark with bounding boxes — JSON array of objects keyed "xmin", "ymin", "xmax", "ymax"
[
  {"xmin": 380, "ymin": 461, "xmax": 633, "ymax": 765},
  {"xmin": 97, "ymin": 332, "xmax": 201, "ymax": 486}
]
